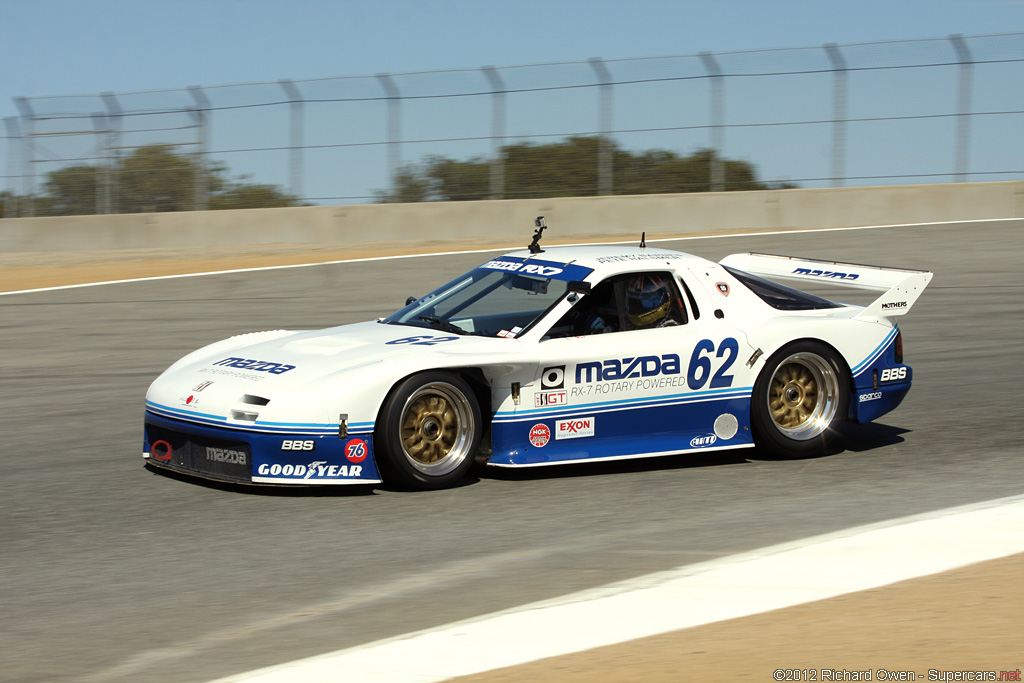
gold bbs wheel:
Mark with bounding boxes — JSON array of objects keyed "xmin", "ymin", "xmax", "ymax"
[
  {"xmin": 752, "ymin": 341, "xmax": 850, "ymax": 459},
  {"xmin": 399, "ymin": 383, "xmax": 474, "ymax": 475},
  {"xmin": 377, "ymin": 372, "xmax": 482, "ymax": 489},
  {"xmin": 767, "ymin": 352, "xmax": 840, "ymax": 440}
]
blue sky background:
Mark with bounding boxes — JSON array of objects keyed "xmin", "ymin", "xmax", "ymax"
[{"xmin": 2, "ymin": 0, "xmax": 1023, "ymax": 203}]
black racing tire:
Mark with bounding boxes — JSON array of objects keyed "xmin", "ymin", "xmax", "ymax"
[
  {"xmin": 751, "ymin": 341, "xmax": 850, "ymax": 459},
  {"xmin": 376, "ymin": 371, "xmax": 482, "ymax": 490}
]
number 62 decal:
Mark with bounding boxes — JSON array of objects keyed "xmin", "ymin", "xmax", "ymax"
[{"xmin": 687, "ymin": 337, "xmax": 739, "ymax": 389}]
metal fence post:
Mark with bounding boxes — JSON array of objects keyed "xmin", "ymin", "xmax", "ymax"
[
  {"xmin": 3, "ymin": 117, "xmax": 20, "ymax": 218},
  {"xmin": 699, "ymin": 52, "xmax": 724, "ymax": 191},
  {"xmin": 589, "ymin": 57, "xmax": 613, "ymax": 196},
  {"xmin": 92, "ymin": 113, "xmax": 111, "ymax": 215},
  {"xmin": 101, "ymin": 92, "xmax": 122, "ymax": 213},
  {"xmin": 949, "ymin": 34, "xmax": 973, "ymax": 182},
  {"xmin": 188, "ymin": 86, "xmax": 211, "ymax": 210},
  {"xmin": 482, "ymin": 66, "xmax": 506, "ymax": 200},
  {"xmin": 13, "ymin": 97, "xmax": 35, "ymax": 217},
  {"xmin": 376, "ymin": 73, "xmax": 402, "ymax": 193},
  {"xmin": 279, "ymin": 79, "xmax": 304, "ymax": 200},
  {"xmin": 824, "ymin": 44, "xmax": 847, "ymax": 187}
]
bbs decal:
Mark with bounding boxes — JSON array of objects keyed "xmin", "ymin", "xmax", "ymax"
[
  {"xmin": 281, "ymin": 440, "xmax": 315, "ymax": 451},
  {"xmin": 880, "ymin": 367, "xmax": 908, "ymax": 382}
]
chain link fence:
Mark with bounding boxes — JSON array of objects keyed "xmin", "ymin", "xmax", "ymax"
[{"xmin": 3, "ymin": 31, "xmax": 1023, "ymax": 217}]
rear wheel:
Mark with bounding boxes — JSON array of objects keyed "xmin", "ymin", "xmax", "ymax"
[
  {"xmin": 376, "ymin": 372, "xmax": 481, "ymax": 490},
  {"xmin": 751, "ymin": 341, "xmax": 849, "ymax": 458}
]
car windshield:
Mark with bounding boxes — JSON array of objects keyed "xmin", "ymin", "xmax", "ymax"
[{"xmin": 380, "ymin": 256, "xmax": 593, "ymax": 338}]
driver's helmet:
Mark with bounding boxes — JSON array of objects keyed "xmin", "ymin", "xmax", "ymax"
[{"xmin": 626, "ymin": 274, "xmax": 671, "ymax": 327}]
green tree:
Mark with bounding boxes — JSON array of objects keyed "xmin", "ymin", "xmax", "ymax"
[
  {"xmin": 376, "ymin": 137, "xmax": 794, "ymax": 203},
  {"xmin": 40, "ymin": 164, "xmax": 99, "ymax": 216},
  {"xmin": 209, "ymin": 175, "xmax": 301, "ymax": 210},
  {"xmin": 117, "ymin": 144, "xmax": 222, "ymax": 213},
  {"xmin": 32, "ymin": 144, "xmax": 304, "ymax": 216}
]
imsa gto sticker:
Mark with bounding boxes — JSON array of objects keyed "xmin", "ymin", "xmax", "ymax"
[{"xmin": 535, "ymin": 390, "xmax": 568, "ymax": 407}]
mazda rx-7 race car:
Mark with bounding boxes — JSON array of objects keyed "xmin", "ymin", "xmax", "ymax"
[{"xmin": 143, "ymin": 227, "xmax": 931, "ymax": 490}]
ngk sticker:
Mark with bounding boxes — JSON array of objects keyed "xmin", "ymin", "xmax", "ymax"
[
  {"xmin": 555, "ymin": 417, "xmax": 595, "ymax": 440},
  {"xmin": 529, "ymin": 424, "xmax": 551, "ymax": 447}
]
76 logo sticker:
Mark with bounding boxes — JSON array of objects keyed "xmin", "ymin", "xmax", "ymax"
[{"xmin": 345, "ymin": 438, "xmax": 368, "ymax": 463}]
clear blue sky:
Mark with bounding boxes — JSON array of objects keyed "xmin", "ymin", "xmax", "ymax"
[
  {"xmin": 4, "ymin": 0, "xmax": 1022, "ymax": 116},
  {"xmin": 2, "ymin": 0, "xmax": 1023, "ymax": 201}
]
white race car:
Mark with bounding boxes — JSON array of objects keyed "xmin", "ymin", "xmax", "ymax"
[{"xmin": 144, "ymin": 224, "xmax": 932, "ymax": 490}]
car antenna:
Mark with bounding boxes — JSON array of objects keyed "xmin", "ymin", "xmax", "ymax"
[
  {"xmin": 639, "ymin": 231, "xmax": 646, "ymax": 248},
  {"xmin": 529, "ymin": 216, "xmax": 547, "ymax": 254}
]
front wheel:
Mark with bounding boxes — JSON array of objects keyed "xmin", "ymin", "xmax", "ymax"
[
  {"xmin": 376, "ymin": 372, "xmax": 482, "ymax": 490},
  {"xmin": 751, "ymin": 341, "xmax": 849, "ymax": 458}
]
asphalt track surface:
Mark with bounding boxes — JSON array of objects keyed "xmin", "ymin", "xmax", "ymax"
[{"xmin": 2, "ymin": 220, "xmax": 1022, "ymax": 683}]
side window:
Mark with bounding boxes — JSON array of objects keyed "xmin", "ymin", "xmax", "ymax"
[
  {"xmin": 678, "ymin": 276, "xmax": 700, "ymax": 320},
  {"xmin": 548, "ymin": 271, "xmax": 687, "ymax": 338}
]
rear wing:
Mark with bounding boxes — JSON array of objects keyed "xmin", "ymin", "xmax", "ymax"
[{"xmin": 719, "ymin": 252, "xmax": 933, "ymax": 319}]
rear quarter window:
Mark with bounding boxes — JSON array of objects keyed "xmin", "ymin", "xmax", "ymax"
[{"xmin": 723, "ymin": 266, "xmax": 843, "ymax": 311}]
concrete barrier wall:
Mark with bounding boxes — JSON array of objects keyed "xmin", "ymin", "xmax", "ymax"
[{"xmin": 2, "ymin": 181, "xmax": 1022, "ymax": 253}]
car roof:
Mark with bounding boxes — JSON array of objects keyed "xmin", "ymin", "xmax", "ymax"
[{"xmin": 499, "ymin": 244, "xmax": 714, "ymax": 278}]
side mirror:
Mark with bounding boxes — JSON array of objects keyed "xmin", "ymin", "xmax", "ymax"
[{"xmin": 567, "ymin": 281, "xmax": 592, "ymax": 295}]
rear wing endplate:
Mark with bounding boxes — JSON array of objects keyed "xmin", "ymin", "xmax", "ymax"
[{"xmin": 719, "ymin": 252, "xmax": 933, "ymax": 319}]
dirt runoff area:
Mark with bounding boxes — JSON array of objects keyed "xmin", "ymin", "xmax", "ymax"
[
  {"xmin": 6, "ymin": 244, "xmax": 1022, "ymax": 681},
  {"xmin": 453, "ymin": 553, "xmax": 1024, "ymax": 682},
  {"xmin": 0, "ymin": 242, "xmax": 482, "ymax": 293}
]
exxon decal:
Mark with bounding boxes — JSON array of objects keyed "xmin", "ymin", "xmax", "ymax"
[
  {"xmin": 792, "ymin": 267, "xmax": 859, "ymax": 281},
  {"xmin": 555, "ymin": 417, "xmax": 595, "ymax": 439},
  {"xmin": 576, "ymin": 354, "xmax": 680, "ymax": 383}
]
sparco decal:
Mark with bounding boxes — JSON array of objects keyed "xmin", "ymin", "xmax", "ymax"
[
  {"xmin": 206, "ymin": 446, "xmax": 246, "ymax": 464},
  {"xmin": 859, "ymin": 391, "xmax": 883, "ymax": 403},
  {"xmin": 212, "ymin": 357, "xmax": 296, "ymax": 374},
  {"xmin": 555, "ymin": 417, "xmax": 595, "ymax": 439},
  {"xmin": 792, "ymin": 267, "xmax": 859, "ymax": 281},
  {"xmin": 257, "ymin": 462, "xmax": 364, "ymax": 478}
]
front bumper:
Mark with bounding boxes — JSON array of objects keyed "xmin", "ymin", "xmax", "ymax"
[{"xmin": 143, "ymin": 412, "xmax": 381, "ymax": 485}]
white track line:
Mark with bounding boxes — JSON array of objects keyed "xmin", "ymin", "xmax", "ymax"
[
  {"xmin": 210, "ymin": 494, "xmax": 1024, "ymax": 683},
  {"xmin": 3, "ymin": 218, "xmax": 1016, "ymax": 297}
]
